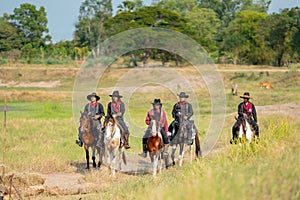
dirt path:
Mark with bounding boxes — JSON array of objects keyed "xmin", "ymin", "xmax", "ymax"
[{"xmin": 4, "ymin": 103, "xmax": 300, "ymax": 198}]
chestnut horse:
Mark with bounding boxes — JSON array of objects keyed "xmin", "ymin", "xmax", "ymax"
[
  {"xmin": 103, "ymin": 117, "xmax": 126, "ymax": 176},
  {"xmin": 79, "ymin": 112, "xmax": 103, "ymax": 169},
  {"xmin": 147, "ymin": 119, "xmax": 169, "ymax": 175},
  {"xmin": 170, "ymin": 120, "xmax": 202, "ymax": 167}
]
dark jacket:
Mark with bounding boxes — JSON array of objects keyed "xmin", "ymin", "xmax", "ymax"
[
  {"xmin": 107, "ymin": 101, "xmax": 125, "ymax": 119},
  {"xmin": 172, "ymin": 101, "xmax": 193, "ymax": 122},
  {"xmin": 238, "ymin": 101, "xmax": 257, "ymax": 122},
  {"xmin": 84, "ymin": 102, "xmax": 105, "ymax": 121}
]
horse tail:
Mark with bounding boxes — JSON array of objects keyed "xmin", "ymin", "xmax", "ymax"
[
  {"xmin": 194, "ymin": 128, "xmax": 202, "ymax": 158},
  {"xmin": 122, "ymin": 151, "xmax": 127, "ymax": 165}
]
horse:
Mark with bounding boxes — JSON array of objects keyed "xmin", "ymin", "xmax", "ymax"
[
  {"xmin": 170, "ymin": 120, "xmax": 202, "ymax": 167},
  {"xmin": 103, "ymin": 117, "xmax": 126, "ymax": 176},
  {"xmin": 79, "ymin": 111, "xmax": 103, "ymax": 170},
  {"xmin": 147, "ymin": 119, "xmax": 168, "ymax": 175},
  {"xmin": 236, "ymin": 116, "xmax": 254, "ymax": 144}
]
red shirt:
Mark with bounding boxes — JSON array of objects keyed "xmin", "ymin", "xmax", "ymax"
[{"xmin": 145, "ymin": 109, "xmax": 168, "ymax": 133}]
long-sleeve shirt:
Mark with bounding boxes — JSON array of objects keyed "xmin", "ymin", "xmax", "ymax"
[
  {"xmin": 238, "ymin": 101, "xmax": 257, "ymax": 122},
  {"xmin": 107, "ymin": 101, "xmax": 125, "ymax": 119},
  {"xmin": 83, "ymin": 102, "xmax": 105, "ymax": 120},
  {"xmin": 145, "ymin": 109, "xmax": 168, "ymax": 133},
  {"xmin": 172, "ymin": 101, "xmax": 193, "ymax": 121}
]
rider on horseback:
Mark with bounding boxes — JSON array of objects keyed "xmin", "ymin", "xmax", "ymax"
[
  {"xmin": 231, "ymin": 92, "xmax": 259, "ymax": 144},
  {"xmin": 76, "ymin": 92, "xmax": 105, "ymax": 147},
  {"xmin": 139, "ymin": 99, "xmax": 170, "ymax": 158},
  {"xmin": 168, "ymin": 92, "xmax": 194, "ymax": 144},
  {"xmin": 107, "ymin": 91, "xmax": 131, "ymax": 149}
]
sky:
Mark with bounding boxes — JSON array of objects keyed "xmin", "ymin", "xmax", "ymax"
[{"xmin": 0, "ymin": 0, "xmax": 299, "ymax": 43}]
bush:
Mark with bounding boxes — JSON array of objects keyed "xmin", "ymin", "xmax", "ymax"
[{"xmin": 0, "ymin": 57, "xmax": 7, "ymax": 65}]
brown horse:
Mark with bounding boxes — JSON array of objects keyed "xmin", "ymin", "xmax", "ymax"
[
  {"xmin": 79, "ymin": 111, "xmax": 103, "ymax": 170},
  {"xmin": 147, "ymin": 119, "xmax": 169, "ymax": 175}
]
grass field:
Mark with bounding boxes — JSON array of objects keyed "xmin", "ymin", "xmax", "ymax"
[{"xmin": 0, "ymin": 62, "xmax": 299, "ymax": 199}]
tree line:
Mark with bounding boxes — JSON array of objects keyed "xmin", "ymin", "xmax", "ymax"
[{"xmin": 0, "ymin": 0, "xmax": 299, "ymax": 66}]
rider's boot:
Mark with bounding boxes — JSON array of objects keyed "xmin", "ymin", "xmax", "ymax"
[
  {"xmin": 124, "ymin": 134, "xmax": 131, "ymax": 149},
  {"xmin": 75, "ymin": 136, "xmax": 83, "ymax": 147},
  {"xmin": 138, "ymin": 144, "xmax": 148, "ymax": 158}
]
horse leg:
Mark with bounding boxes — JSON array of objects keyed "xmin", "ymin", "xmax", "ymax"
[
  {"xmin": 85, "ymin": 149, "xmax": 90, "ymax": 170},
  {"xmin": 189, "ymin": 144, "xmax": 193, "ymax": 164},
  {"xmin": 92, "ymin": 147, "xmax": 96, "ymax": 168},
  {"xmin": 97, "ymin": 146, "xmax": 102, "ymax": 168},
  {"xmin": 171, "ymin": 144, "xmax": 176, "ymax": 166},
  {"xmin": 153, "ymin": 153, "xmax": 159, "ymax": 176},
  {"xmin": 179, "ymin": 143, "xmax": 184, "ymax": 167},
  {"xmin": 111, "ymin": 150, "xmax": 117, "ymax": 176}
]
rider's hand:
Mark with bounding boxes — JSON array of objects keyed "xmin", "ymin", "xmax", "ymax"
[
  {"xmin": 112, "ymin": 114, "xmax": 117, "ymax": 118},
  {"xmin": 95, "ymin": 114, "xmax": 100, "ymax": 119},
  {"xmin": 243, "ymin": 113, "xmax": 247, "ymax": 118},
  {"xmin": 167, "ymin": 131, "xmax": 172, "ymax": 137},
  {"xmin": 183, "ymin": 116, "xmax": 188, "ymax": 120}
]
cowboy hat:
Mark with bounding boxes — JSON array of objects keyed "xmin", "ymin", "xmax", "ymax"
[
  {"xmin": 109, "ymin": 90, "xmax": 123, "ymax": 98},
  {"xmin": 87, "ymin": 92, "xmax": 100, "ymax": 101},
  {"xmin": 240, "ymin": 92, "xmax": 251, "ymax": 99},
  {"xmin": 151, "ymin": 99, "xmax": 162, "ymax": 105},
  {"xmin": 177, "ymin": 92, "xmax": 189, "ymax": 98}
]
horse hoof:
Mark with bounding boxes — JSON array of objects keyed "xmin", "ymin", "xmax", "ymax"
[
  {"xmin": 172, "ymin": 161, "xmax": 175, "ymax": 166},
  {"xmin": 93, "ymin": 163, "xmax": 97, "ymax": 168},
  {"xmin": 97, "ymin": 161, "xmax": 101, "ymax": 168}
]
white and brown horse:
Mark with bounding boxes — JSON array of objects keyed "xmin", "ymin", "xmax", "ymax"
[
  {"xmin": 237, "ymin": 116, "xmax": 254, "ymax": 144},
  {"xmin": 103, "ymin": 117, "xmax": 126, "ymax": 176},
  {"xmin": 147, "ymin": 119, "xmax": 169, "ymax": 175}
]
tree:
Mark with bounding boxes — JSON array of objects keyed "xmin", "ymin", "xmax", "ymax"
[
  {"xmin": 9, "ymin": 3, "xmax": 51, "ymax": 48},
  {"xmin": 258, "ymin": 8, "xmax": 300, "ymax": 66},
  {"xmin": 74, "ymin": 0, "xmax": 112, "ymax": 52},
  {"xmin": 117, "ymin": 0, "xmax": 143, "ymax": 13},
  {"xmin": 0, "ymin": 18, "xmax": 21, "ymax": 51},
  {"xmin": 104, "ymin": 5, "xmax": 190, "ymax": 65},
  {"xmin": 158, "ymin": 0, "xmax": 197, "ymax": 16},
  {"xmin": 186, "ymin": 7, "xmax": 221, "ymax": 53},
  {"xmin": 221, "ymin": 10, "xmax": 268, "ymax": 65}
]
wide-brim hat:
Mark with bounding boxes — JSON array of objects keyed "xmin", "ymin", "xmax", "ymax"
[
  {"xmin": 177, "ymin": 92, "xmax": 189, "ymax": 98},
  {"xmin": 109, "ymin": 90, "xmax": 123, "ymax": 98},
  {"xmin": 151, "ymin": 98, "xmax": 162, "ymax": 105},
  {"xmin": 87, "ymin": 92, "xmax": 100, "ymax": 101},
  {"xmin": 240, "ymin": 92, "xmax": 251, "ymax": 99}
]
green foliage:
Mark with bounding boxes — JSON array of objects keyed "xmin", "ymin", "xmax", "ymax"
[
  {"xmin": 9, "ymin": 3, "xmax": 51, "ymax": 48},
  {"xmin": 74, "ymin": 0, "xmax": 112, "ymax": 49},
  {"xmin": 221, "ymin": 10, "xmax": 268, "ymax": 65},
  {"xmin": 0, "ymin": 20, "xmax": 22, "ymax": 51}
]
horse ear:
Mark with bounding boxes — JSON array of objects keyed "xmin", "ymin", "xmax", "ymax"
[{"xmin": 80, "ymin": 111, "xmax": 83, "ymax": 114}]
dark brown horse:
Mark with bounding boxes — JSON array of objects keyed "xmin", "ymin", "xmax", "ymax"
[
  {"xmin": 79, "ymin": 111, "xmax": 103, "ymax": 169},
  {"xmin": 147, "ymin": 119, "xmax": 169, "ymax": 175},
  {"xmin": 170, "ymin": 121, "xmax": 202, "ymax": 167}
]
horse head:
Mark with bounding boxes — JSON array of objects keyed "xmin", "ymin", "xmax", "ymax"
[
  {"xmin": 149, "ymin": 120, "xmax": 160, "ymax": 137},
  {"xmin": 79, "ymin": 112, "xmax": 91, "ymax": 133}
]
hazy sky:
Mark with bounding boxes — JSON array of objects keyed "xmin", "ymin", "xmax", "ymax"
[{"xmin": 0, "ymin": 0, "xmax": 299, "ymax": 43}]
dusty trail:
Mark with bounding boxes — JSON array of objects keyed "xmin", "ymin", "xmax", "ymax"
[{"xmin": 3, "ymin": 103, "xmax": 300, "ymax": 198}]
